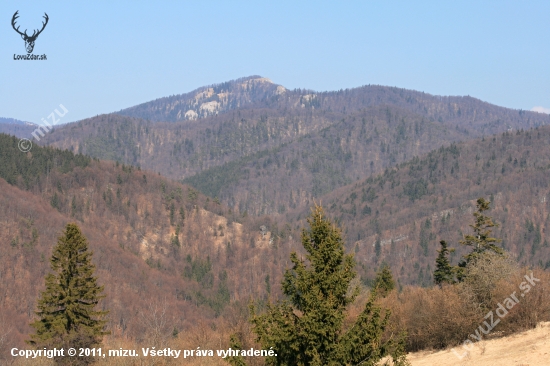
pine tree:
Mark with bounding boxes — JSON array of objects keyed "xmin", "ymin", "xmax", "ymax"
[
  {"xmin": 28, "ymin": 223, "xmax": 109, "ymax": 365},
  {"xmin": 232, "ymin": 205, "xmax": 408, "ymax": 366},
  {"xmin": 433, "ymin": 240, "xmax": 456, "ymax": 286},
  {"xmin": 373, "ymin": 262, "xmax": 395, "ymax": 298},
  {"xmin": 457, "ymin": 198, "xmax": 504, "ymax": 280}
]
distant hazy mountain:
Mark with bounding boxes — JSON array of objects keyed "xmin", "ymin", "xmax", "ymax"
[
  {"xmin": 0, "ymin": 117, "xmax": 38, "ymax": 138},
  {"xmin": 0, "ymin": 117, "xmax": 29, "ymax": 125},
  {"xmin": 40, "ymin": 76, "xmax": 550, "ymax": 215}
]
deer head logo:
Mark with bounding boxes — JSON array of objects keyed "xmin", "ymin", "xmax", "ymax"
[{"xmin": 12, "ymin": 11, "xmax": 49, "ymax": 54}]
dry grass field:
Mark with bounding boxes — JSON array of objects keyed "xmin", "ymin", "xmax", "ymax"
[{"xmin": 407, "ymin": 321, "xmax": 550, "ymax": 366}]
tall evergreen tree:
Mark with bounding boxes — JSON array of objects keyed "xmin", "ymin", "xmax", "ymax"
[
  {"xmin": 373, "ymin": 262, "xmax": 395, "ymax": 298},
  {"xmin": 457, "ymin": 198, "xmax": 504, "ymax": 280},
  {"xmin": 28, "ymin": 223, "xmax": 109, "ymax": 365},
  {"xmin": 433, "ymin": 240, "xmax": 456, "ymax": 286},
  {"xmin": 231, "ymin": 205, "xmax": 408, "ymax": 366}
]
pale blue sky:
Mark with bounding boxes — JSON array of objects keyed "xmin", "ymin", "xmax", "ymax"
[{"xmin": 1, "ymin": 1, "xmax": 549, "ymax": 124}]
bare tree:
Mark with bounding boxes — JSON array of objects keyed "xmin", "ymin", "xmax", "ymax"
[
  {"xmin": 462, "ymin": 251, "xmax": 517, "ymax": 309},
  {"xmin": 141, "ymin": 298, "xmax": 173, "ymax": 349}
]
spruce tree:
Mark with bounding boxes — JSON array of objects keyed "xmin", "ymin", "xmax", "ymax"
[
  {"xmin": 373, "ymin": 262, "xmax": 395, "ymax": 298},
  {"xmin": 29, "ymin": 223, "xmax": 109, "ymax": 365},
  {"xmin": 433, "ymin": 240, "xmax": 456, "ymax": 286},
  {"xmin": 233, "ymin": 205, "xmax": 408, "ymax": 366},
  {"xmin": 456, "ymin": 198, "xmax": 503, "ymax": 280}
]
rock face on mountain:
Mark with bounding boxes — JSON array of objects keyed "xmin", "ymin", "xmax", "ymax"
[{"xmin": 40, "ymin": 77, "xmax": 550, "ymax": 216}]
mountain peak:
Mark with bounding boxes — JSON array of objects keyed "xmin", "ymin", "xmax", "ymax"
[{"xmin": 118, "ymin": 76, "xmax": 285, "ymax": 122}]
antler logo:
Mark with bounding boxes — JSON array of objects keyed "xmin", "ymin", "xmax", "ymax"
[{"xmin": 12, "ymin": 11, "xmax": 49, "ymax": 54}]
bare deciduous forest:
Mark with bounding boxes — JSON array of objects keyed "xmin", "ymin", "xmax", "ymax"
[
  {"xmin": 38, "ymin": 77, "xmax": 550, "ymax": 216},
  {"xmin": 1, "ymin": 78, "xmax": 550, "ymax": 365}
]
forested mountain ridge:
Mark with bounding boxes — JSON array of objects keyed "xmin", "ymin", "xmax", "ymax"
[
  {"xmin": 116, "ymin": 75, "xmax": 549, "ymax": 134},
  {"xmin": 303, "ymin": 125, "xmax": 550, "ymax": 287},
  {"xmin": 39, "ymin": 76, "xmax": 550, "ymax": 216}
]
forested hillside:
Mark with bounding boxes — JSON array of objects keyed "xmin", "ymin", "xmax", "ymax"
[
  {"xmin": 309, "ymin": 126, "xmax": 550, "ymax": 287},
  {"xmin": 0, "ymin": 134, "xmax": 300, "ymax": 356},
  {"xmin": 39, "ymin": 76, "xmax": 550, "ymax": 216},
  {"xmin": 182, "ymin": 105, "xmax": 475, "ymax": 215}
]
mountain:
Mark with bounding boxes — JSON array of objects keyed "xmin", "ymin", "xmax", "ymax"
[
  {"xmin": 117, "ymin": 75, "xmax": 287, "ymax": 122},
  {"xmin": 0, "ymin": 117, "xmax": 38, "ymax": 138},
  {"xmin": 2, "ymin": 124, "xmax": 550, "ymax": 359},
  {"xmin": 39, "ymin": 76, "xmax": 550, "ymax": 216},
  {"xmin": 116, "ymin": 75, "xmax": 548, "ymax": 131},
  {"xmin": 0, "ymin": 117, "xmax": 30, "ymax": 125}
]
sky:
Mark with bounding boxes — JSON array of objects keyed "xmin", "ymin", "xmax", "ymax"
[{"xmin": 0, "ymin": 1, "xmax": 549, "ymax": 124}]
